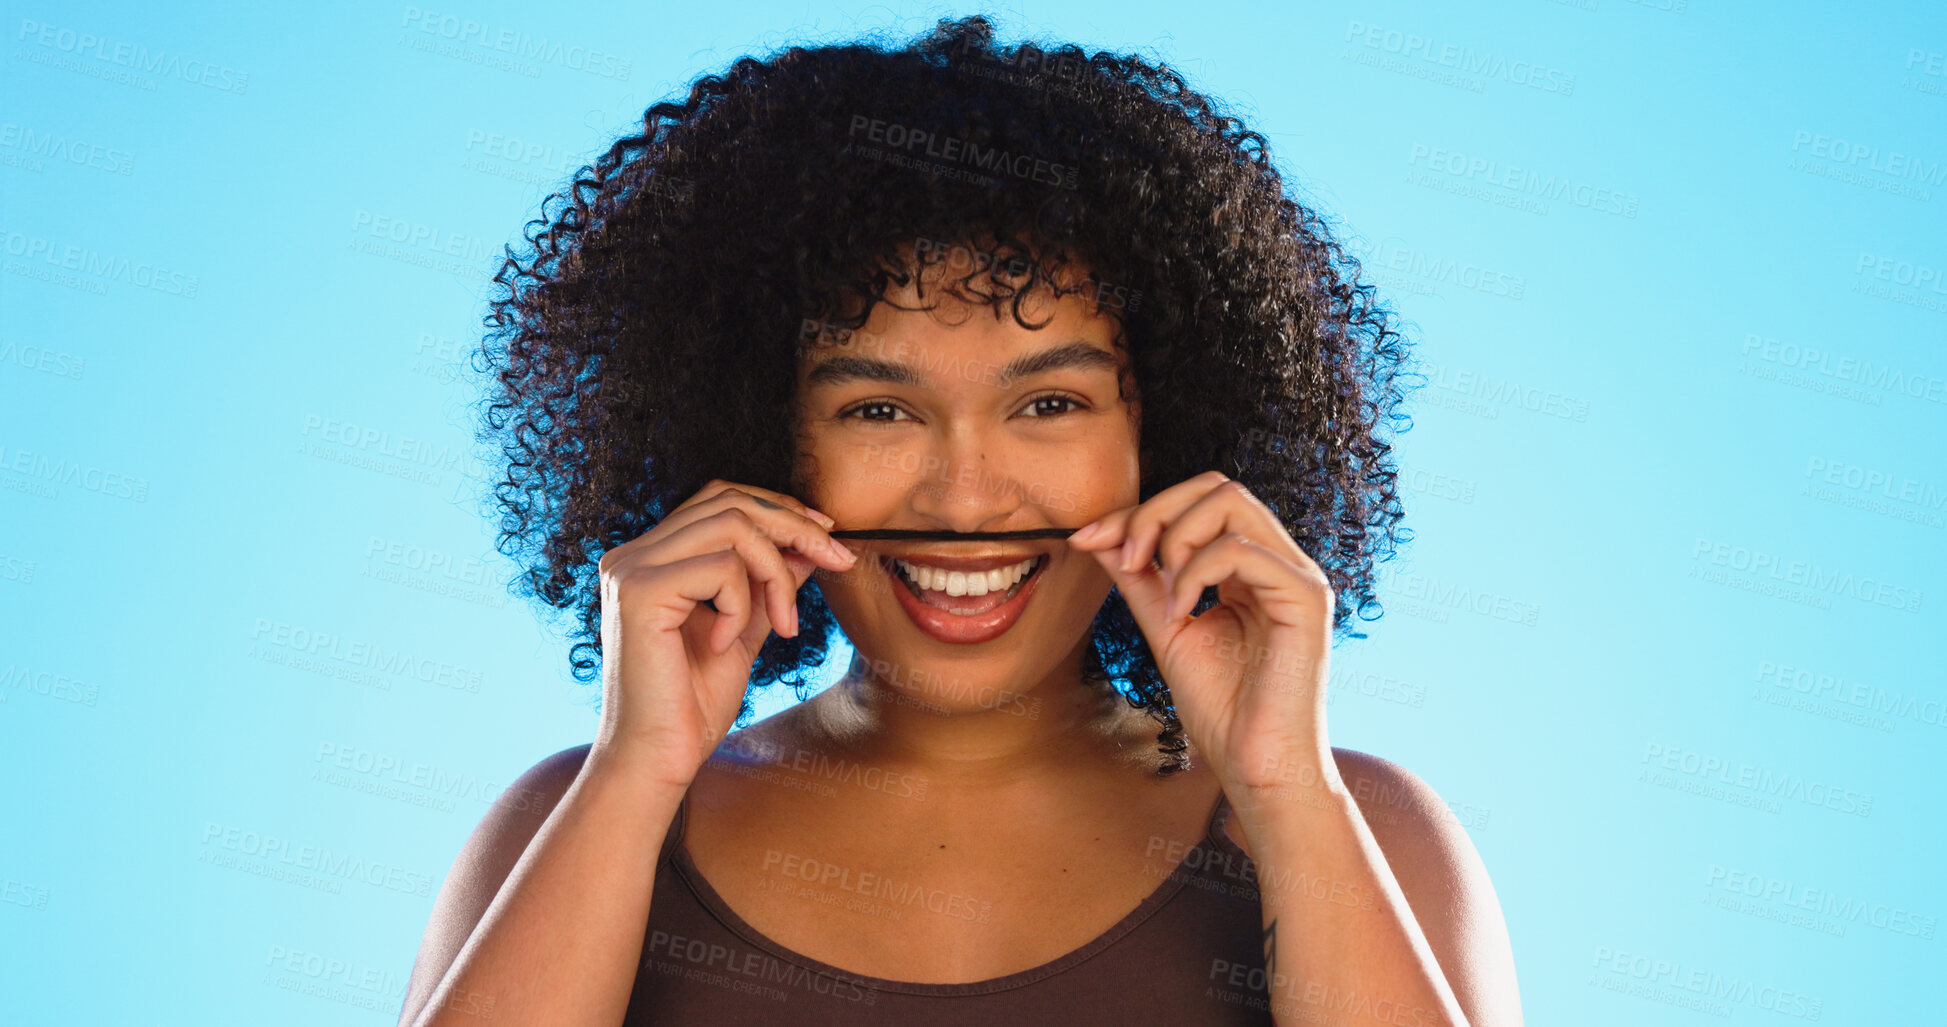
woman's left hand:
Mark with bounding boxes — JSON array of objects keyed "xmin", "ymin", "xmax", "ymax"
[{"xmin": 1068, "ymin": 471, "xmax": 1338, "ymax": 796}]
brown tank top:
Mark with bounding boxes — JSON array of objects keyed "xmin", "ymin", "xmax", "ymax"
[{"xmin": 622, "ymin": 789, "xmax": 1276, "ymax": 1025}]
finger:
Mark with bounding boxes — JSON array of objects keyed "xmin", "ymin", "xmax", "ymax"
[
  {"xmin": 644, "ymin": 550, "xmax": 755, "ymax": 654},
  {"xmin": 642, "ymin": 508, "xmax": 807, "ymax": 637},
  {"xmin": 1118, "ymin": 470, "xmax": 1233, "ymax": 573},
  {"xmin": 1154, "ymin": 479, "xmax": 1306, "ymax": 577},
  {"xmin": 1164, "ymin": 534, "xmax": 1326, "ymax": 625},
  {"xmin": 1085, "ymin": 541, "xmax": 1177, "ymax": 649},
  {"xmin": 1067, "ymin": 505, "xmax": 1135, "ymax": 552},
  {"xmin": 702, "ymin": 559, "xmax": 755, "ymax": 655},
  {"xmin": 737, "ymin": 565, "xmax": 793, "ymax": 653},
  {"xmin": 671, "ymin": 479, "xmax": 837, "ymax": 528},
  {"xmin": 655, "ymin": 491, "xmax": 857, "ymax": 573}
]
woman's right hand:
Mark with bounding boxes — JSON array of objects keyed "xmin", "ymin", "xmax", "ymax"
[{"xmin": 589, "ymin": 479, "xmax": 857, "ymax": 786}]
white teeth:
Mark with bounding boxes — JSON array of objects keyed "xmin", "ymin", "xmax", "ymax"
[{"xmin": 893, "ymin": 557, "xmax": 1037, "ymax": 596}]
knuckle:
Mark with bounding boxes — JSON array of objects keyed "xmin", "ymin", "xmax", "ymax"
[
  {"xmin": 712, "ymin": 507, "xmax": 758, "ymax": 532},
  {"xmin": 759, "ymin": 522, "xmax": 803, "ymax": 555},
  {"xmin": 606, "ymin": 560, "xmax": 654, "ymax": 593},
  {"xmin": 598, "ymin": 545, "xmax": 636, "ymax": 577}
]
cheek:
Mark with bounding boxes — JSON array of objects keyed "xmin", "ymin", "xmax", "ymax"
[
  {"xmin": 1062, "ymin": 433, "xmax": 1141, "ymax": 512},
  {"xmin": 799, "ymin": 435, "xmax": 919, "ymax": 513},
  {"xmin": 811, "ymin": 562, "xmax": 883, "ymax": 628}
]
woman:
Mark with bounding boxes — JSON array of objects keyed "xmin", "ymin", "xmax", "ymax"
[{"xmin": 400, "ymin": 15, "xmax": 1521, "ymax": 1026}]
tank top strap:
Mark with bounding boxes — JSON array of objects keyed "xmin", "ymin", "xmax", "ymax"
[{"xmin": 1203, "ymin": 787, "xmax": 1248, "ymax": 859}]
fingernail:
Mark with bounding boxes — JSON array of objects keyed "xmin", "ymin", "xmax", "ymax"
[
  {"xmin": 1070, "ymin": 521, "xmax": 1100, "ymax": 543},
  {"xmin": 807, "ymin": 508, "xmax": 836, "ymax": 528},
  {"xmin": 829, "ymin": 539, "xmax": 857, "ymax": 565},
  {"xmin": 1119, "ymin": 537, "xmax": 1136, "ymax": 572}
]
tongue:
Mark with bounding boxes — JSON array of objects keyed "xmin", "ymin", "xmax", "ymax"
[{"xmin": 917, "ymin": 582, "xmax": 1013, "ymax": 615}]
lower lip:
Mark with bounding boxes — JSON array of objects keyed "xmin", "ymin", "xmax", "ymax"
[{"xmin": 886, "ymin": 558, "xmax": 1046, "ymax": 645}]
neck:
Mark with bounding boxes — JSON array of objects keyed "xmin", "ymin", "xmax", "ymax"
[{"xmin": 803, "ymin": 638, "xmax": 1155, "ymax": 787}]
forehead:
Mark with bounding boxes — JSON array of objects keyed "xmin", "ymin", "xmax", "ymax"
[
  {"xmin": 797, "ymin": 283, "xmax": 1125, "ymax": 387},
  {"xmin": 798, "ymin": 315, "xmax": 1122, "ymax": 393}
]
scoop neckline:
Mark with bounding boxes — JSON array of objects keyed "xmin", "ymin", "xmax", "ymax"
[{"xmin": 667, "ymin": 786, "xmax": 1238, "ymax": 997}]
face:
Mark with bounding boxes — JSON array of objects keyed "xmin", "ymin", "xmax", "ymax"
[{"xmin": 792, "ymin": 254, "xmax": 1142, "ymax": 711}]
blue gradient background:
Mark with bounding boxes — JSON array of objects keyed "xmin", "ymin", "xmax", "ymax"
[{"xmin": 4, "ymin": 1, "xmax": 1943, "ymax": 1023}]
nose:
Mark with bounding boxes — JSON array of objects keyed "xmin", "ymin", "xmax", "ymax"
[{"xmin": 903, "ymin": 430, "xmax": 1026, "ymax": 532}]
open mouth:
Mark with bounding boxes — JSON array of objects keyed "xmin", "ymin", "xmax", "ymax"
[
  {"xmin": 876, "ymin": 553, "xmax": 1050, "ymax": 644},
  {"xmin": 882, "ymin": 554, "xmax": 1046, "ymax": 613}
]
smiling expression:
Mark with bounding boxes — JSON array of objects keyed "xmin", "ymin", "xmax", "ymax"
[{"xmin": 792, "ymin": 252, "xmax": 1142, "ymax": 702}]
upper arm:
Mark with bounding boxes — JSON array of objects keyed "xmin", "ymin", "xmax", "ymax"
[
  {"xmin": 1334, "ymin": 747, "xmax": 1524, "ymax": 1027},
  {"xmin": 396, "ymin": 743, "xmax": 593, "ymax": 1027}
]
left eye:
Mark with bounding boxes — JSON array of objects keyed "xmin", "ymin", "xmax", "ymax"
[{"xmin": 1020, "ymin": 395, "xmax": 1081, "ymax": 417}]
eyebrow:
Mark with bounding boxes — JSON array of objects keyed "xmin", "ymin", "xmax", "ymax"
[{"xmin": 804, "ymin": 341, "xmax": 1119, "ymax": 389}]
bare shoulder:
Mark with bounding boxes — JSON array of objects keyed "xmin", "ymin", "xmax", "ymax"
[
  {"xmin": 1331, "ymin": 746, "xmax": 1457, "ymax": 835},
  {"xmin": 433, "ymin": 742, "xmax": 595, "ymax": 897},
  {"xmin": 397, "ymin": 743, "xmax": 594, "ymax": 1026},
  {"xmin": 1331, "ymin": 746, "xmax": 1525, "ymax": 1027}
]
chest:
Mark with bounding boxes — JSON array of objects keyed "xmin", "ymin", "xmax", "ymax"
[{"xmin": 678, "ymin": 780, "xmax": 1226, "ymax": 984}]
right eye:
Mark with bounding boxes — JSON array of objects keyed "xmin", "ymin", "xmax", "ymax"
[{"xmin": 838, "ymin": 401, "xmax": 913, "ymax": 422}]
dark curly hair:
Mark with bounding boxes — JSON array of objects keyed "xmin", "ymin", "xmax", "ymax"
[{"xmin": 472, "ymin": 14, "xmax": 1418, "ymax": 771}]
